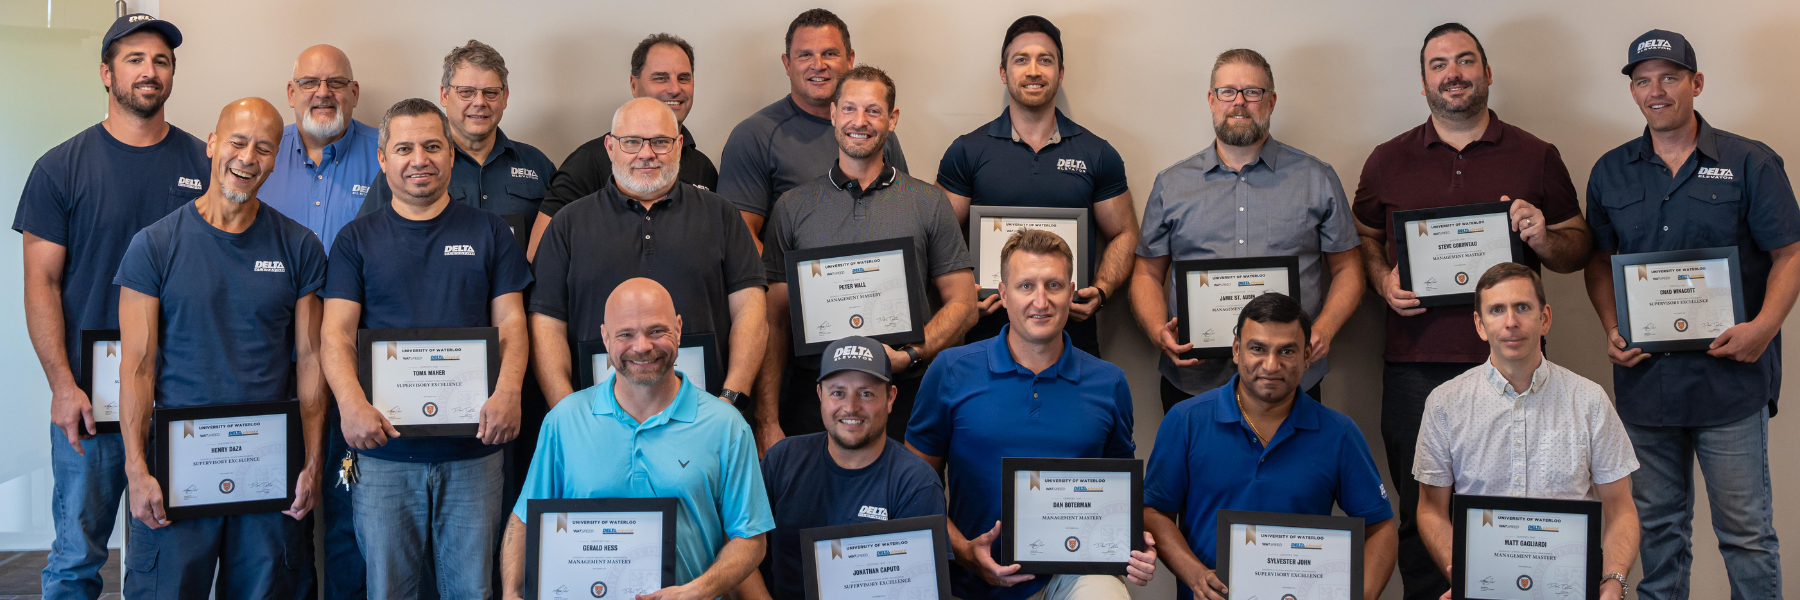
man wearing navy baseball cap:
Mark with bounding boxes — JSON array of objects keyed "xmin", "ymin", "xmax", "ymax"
[{"xmin": 1584, "ymin": 29, "xmax": 1796, "ymax": 600}]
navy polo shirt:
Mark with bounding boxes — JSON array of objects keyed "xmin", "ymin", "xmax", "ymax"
[
  {"xmin": 1142, "ymin": 375, "xmax": 1392, "ymax": 600},
  {"xmin": 360, "ymin": 128, "xmax": 555, "ymax": 250},
  {"xmin": 1585, "ymin": 114, "xmax": 1800, "ymax": 426},
  {"xmin": 906, "ymin": 326, "xmax": 1136, "ymax": 600}
]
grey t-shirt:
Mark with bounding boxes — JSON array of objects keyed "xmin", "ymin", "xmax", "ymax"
[{"xmin": 718, "ymin": 96, "xmax": 908, "ymax": 217}]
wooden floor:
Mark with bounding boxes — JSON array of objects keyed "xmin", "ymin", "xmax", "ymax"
[{"xmin": 0, "ymin": 550, "xmax": 121, "ymax": 598}]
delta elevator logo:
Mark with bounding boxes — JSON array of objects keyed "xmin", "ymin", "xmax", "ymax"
[
  {"xmin": 1697, "ymin": 167, "xmax": 1735, "ymax": 180},
  {"xmin": 129, "ymin": 14, "xmax": 154, "ymax": 22},
  {"xmin": 876, "ymin": 549, "xmax": 908, "ymax": 557},
  {"xmin": 1056, "ymin": 158, "xmax": 1088, "ymax": 173},
  {"xmin": 444, "ymin": 244, "xmax": 476, "ymax": 256},
  {"xmin": 350, "ymin": 184, "xmax": 370, "ymax": 196},
  {"xmin": 1637, "ymin": 38, "xmax": 1673, "ymax": 54},
  {"xmin": 512, "ymin": 167, "xmax": 540, "ymax": 180},
  {"xmin": 1073, "ymin": 485, "xmax": 1104, "ymax": 492},
  {"xmin": 254, "ymin": 260, "xmax": 286, "ymax": 273},
  {"xmin": 857, "ymin": 505, "xmax": 889, "ymax": 520},
  {"xmin": 178, "ymin": 177, "xmax": 203, "ymax": 190},
  {"xmin": 834, "ymin": 343, "xmax": 876, "ymax": 362}
]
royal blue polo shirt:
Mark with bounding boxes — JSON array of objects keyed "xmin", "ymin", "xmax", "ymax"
[
  {"xmin": 1142, "ymin": 375, "xmax": 1392, "ymax": 600},
  {"xmin": 906, "ymin": 326, "xmax": 1136, "ymax": 600},
  {"xmin": 260, "ymin": 120, "xmax": 381, "ymax": 252},
  {"xmin": 1585, "ymin": 114, "xmax": 1800, "ymax": 426},
  {"xmin": 359, "ymin": 127, "xmax": 555, "ymax": 249}
]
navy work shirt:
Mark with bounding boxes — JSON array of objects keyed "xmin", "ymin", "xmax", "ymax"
[{"xmin": 359, "ymin": 128, "xmax": 555, "ymax": 250}]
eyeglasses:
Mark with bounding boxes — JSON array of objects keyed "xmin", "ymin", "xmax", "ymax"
[
  {"xmin": 450, "ymin": 85, "xmax": 505, "ymax": 101},
  {"xmin": 609, "ymin": 134, "xmax": 678, "ymax": 155},
  {"xmin": 1212, "ymin": 87, "xmax": 1268, "ymax": 102},
  {"xmin": 293, "ymin": 77, "xmax": 353, "ymax": 92}
]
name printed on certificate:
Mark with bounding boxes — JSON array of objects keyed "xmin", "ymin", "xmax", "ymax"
[
  {"xmin": 371, "ymin": 339, "xmax": 489, "ymax": 424},
  {"xmin": 1013, "ymin": 470, "xmax": 1133, "ymax": 563},
  {"xmin": 1407, "ymin": 212, "xmax": 1510, "ymax": 295},
  {"xmin": 1462, "ymin": 509, "xmax": 1589, "ymax": 600},
  {"xmin": 166, "ymin": 414, "xmax": 289, "ymax": 508},
  {"xmin": 980, "ymin": 217, "xmax": 1080, "ymax": 288},
  {"xmin": 90, "ymin": 339, "xmax": 122, "ymax": 423},
  {"xmin": 1229, "ymin": 524, "xmax": 1355, "ymax": 600},
  {"xmin": 798, "ymin": 249, "xmax": 914, "ymax": 345},
  {"xmin": 814, "ymin": 528, "xmax": 940, "ymax": 599},
  {"xmin": 1624, "ymin": 258, "xmax": 1734, "ymax": 342},
  {"xmin": 538, "ymin": 511, "xmax": 666, "ymax": 600},
  {"xmin": 1185, "ymin": 269, "xmax": 1291, "ymax": 347}
]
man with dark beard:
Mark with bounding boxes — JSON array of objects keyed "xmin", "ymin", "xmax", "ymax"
[
  {"xmin": 1129, "ymin": 48, "xmax": 1365, "ymax": 414},
  {"xmin": 1348, "ymin": 23, "xmax": 1592, "ymax": 600},
  {"xmin": 262, "ymin": 45, "xmax": 379, "ymax": 253},
  {"xmin": 14, "ymin": 14, "xmax": 208, "ymax": 599}
]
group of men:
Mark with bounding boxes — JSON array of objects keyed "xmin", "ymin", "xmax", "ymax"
[{"xmin": 15, "ymin": 7, "xmax": 1793, "ymax": 600}]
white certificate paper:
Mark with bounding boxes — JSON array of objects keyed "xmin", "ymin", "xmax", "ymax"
[
  {"xmin": 592, "ymin": 346, "xmax": 706, "ymax": 388},
  {"xmin": 1462, "ymin": 508, "xmax": 1589, "ymax": 599},
  {"xmin": 813, "ymin": 527, "xmax": 940, "ymax": 599},
  {"xmin": 165, "ymin": 414, "xmax": 288, "ymax": 507},
  {"xmin": 1228, "ymin": 524, "xmax": 1355, "ymax": 600},
  {"xmin": 90, "ymin": 340, "xmax": 121, "ymax": 424},
  {"xmin": 1184, "ymin": 268, "xmax": 1292, "ymax": 348},
  {"xmin": 537, "ymin": 511, "xmax": 666, "ymax": 600},
  {"xmin": 370, "ymin": 339, "xmax": 488, "ymax": 425},
  {"xmin": 1012, "ymin": 470, "xmax": 1133, "ymax": 563},
  {"xmin": 1405, "ymin": 212, "xmax": 1511, "ymax": 296},
  {"xmin": 978, "ymin": 216, "xmax": 1082, "ymax": 289},
  {"xmin": 1624, "ymin": 258, "xmax": 1734, "ymax": 342},
  {"xmin": 797, "ymin": 249, "xmax": 914, "ymax": 345}
]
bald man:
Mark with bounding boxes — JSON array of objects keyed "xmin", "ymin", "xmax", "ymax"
[
  {"xmin": 502, "ymin": 278, "xmax": 773, "ymax": 600},
  {"xmin": 115, "ymin": 98, "xmax": 328, "ymax": 598},
  {"xmin": 263, "ymin": 44, "xmax": 379, "ymax": 252},
  {"xmin": 531, "ymin": 98, "xmax": 766, "ymax": 411}
]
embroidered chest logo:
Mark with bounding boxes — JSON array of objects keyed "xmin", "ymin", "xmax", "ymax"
[
  {"xmin": 178, "ymin": 177, "xmax": 203, "ymax": 190},
  {"xmin": 1636, "ymin": 39, "xmax": 1673, "ymax": 54},
  {"xmin": 678, "ymin": 459, "xmax": 690, "ymax": 468},
  {"xmin": 1696, "ymin": 167, "xmax": 1734, "ymax": 181},
  {"xmin": 856, "ymin": 505, "xmax": 889, "ymax": 521},
  {"xmin": 444, "ymin": 244, "xmax": 476, "ymax": 256},
  {"xmin": 511, "ymin": 167, "xmax": 539, "ymax": 180},
  {"xmin": 253, "ymin": 260, "xmax": 286, "ymax": 273},
  {"xmin": 1055, "ymin": 158, "xmax": 1088, "ymax": 174},
  {"xmin": 351, "ymin": 184, "xmax": 370, "ymax": 196}
]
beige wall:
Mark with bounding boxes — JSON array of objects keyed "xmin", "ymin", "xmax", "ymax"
[{"xmin": 152, "ymin": 1, "xmax": 1800, "ymax": 597}]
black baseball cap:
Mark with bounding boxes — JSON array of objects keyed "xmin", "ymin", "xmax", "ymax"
[
  {"xmin": 1622, "ymin": 29, "xmax": 1696, "ymax": 76},
  {"xmin": 102, "ymin": 14, "xmax": 183, "ymax": 62},
  {"xmin": 817, "ymin": 336, "xmax": 891, "ymax": 383}
]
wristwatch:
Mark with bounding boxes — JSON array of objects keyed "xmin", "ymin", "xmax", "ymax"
[
  {"xmin": 901, "ymin": 345, "xmax": 924, "ymax": 373},
  {"xmin": 1600, "ymin": 573, "xmax": 1628, "ymax": 598},
  {"xmin": 718, "ymin": 389, "xmax": 746, "ymax": 405}
]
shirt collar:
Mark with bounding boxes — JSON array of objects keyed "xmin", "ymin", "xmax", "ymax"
[
  {"xmin": 1630, "ymin": 112, "xmax": 1720, "ymax": 164},
  {"xmin": 828, "ymin": 162, "xmax": 899, "ymax": 199},
  {"xmin": 455, "ymin": 128, "xmax": 517, "ymax": 168},
  {"xmin": 1197, "ymin": 137, "xmax": 1285, "ymax": 174},
  {"xmin": 289, "ymin": 120, "xmax": 368, "ymax": 165},
  {"xmin": 1419, "ymin": 109, "xmax": 1506, "ymax": 149},
  {"xmin": 1481, "ymin": 356, "xmax": 1552, "ymax": 397},
  {"xmin": 984, "ymin": 325, "xmax": 1082, "ymax": 382},
  {"xmin": 987, "ymin": 107, "xmax": 1085, "ymax": 146},
  {"xmin": 604, "ymin": 176, "xmax": 679, "ymax": 211},
  {"xmin": 1210, "ymin": 374, "xmax": 1321, "ymax": 431},
  {"xmin": 590, "ymin": 372, "xmax": 701, "ymax": 427}
]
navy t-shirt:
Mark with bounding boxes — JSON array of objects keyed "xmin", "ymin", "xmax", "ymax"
[
  {"xmin": 12, "ymin": 124, "xmax": 208, "ymax": 379},
  {"xmin": 758, "ymin": 433, "xmax": 945, "ymax": 600},
  {"xmin": 322, "ymin": 200, "xmax": 534, "ymax": 462},
  {"xmin": 114, "ymin": 201, "xmax": 328, "ymax": 408}
]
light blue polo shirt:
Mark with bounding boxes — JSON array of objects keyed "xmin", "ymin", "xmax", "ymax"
[
  {"xmin": 512, "ymin": 373, "xmax": 774, "ymax": 586},
  {"xmin": 260, "ymin": 120, "xmax": 381, "ymax": 252}
]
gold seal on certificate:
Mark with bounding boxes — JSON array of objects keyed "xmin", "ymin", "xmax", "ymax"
[
  {"xmin": 1391, "ymin": 201, "xmax": 1526, "ymax": 307},
  {"xmin": 153, "ymin": 400, "xmax": 303, "ymax": 520},
  {"xmin": 1216, "ymin": 511, "xmax": 1366, "ymax": 600},
  {"xmin": 801, "ymin": 515, "xmax": 952, "ymax": 600},
  {"xmin": 356, "ymin": 327, "xmax": 501, "ymax": 437},
  {"xmin": 79, "ymin": 329, "xmax": 123, "ymax": 433},
  {"xmin": 577, "ymin": 333, "xmax": 723, "ymax": 394},
  {"xmin": 967, "ymin": 206, "xmax": 1090, "ymax": 298},
  {"xmin": 784, "ymin": 238, "xmax": 930, "ymax": 356},
  {"xmin": 1451, "ymin": 495, "xmax": 1603, "ymax": 600},
  {"xmin": 1611, "ymin": 247, "xmax": 1747, "ymax": 353},
  {"xmin": 525, "ymin": 498, "xmax": 677, "ymax": 600},
  {"xmin": 999, "ymin": 458, "xmax": 1144, "ymax": 575},
  {"xmin": 1172, "ymin": 257, "xmax": 1301, "ymax": 359}
]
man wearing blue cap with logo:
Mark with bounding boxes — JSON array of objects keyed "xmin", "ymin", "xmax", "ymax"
[
  {"xmin": 14, "ymin": 13, "xmax": 208, "ymax": 599},
  {"xmin": 1582, "ymin": 29, "xmax": 1797, "ymax": 600}
]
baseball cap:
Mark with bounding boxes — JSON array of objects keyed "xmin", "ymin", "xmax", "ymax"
[
  {"xmin": 102, "ymin": 14, "xmax": 183, "ymax": 62},
  {"xmin": 817, "ymin": 336, "xmax": 891, "ymax": 383},
  {"xmin": 1623, "ymin": 29, "xmax": 1696, "ymax": 76}
]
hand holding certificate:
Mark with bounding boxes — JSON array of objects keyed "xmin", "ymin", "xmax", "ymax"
[
  {"xmin": 968, "ymin": 206, "xmax": 1089, "ymax": 298},
  {"xmin": 801, "ymin": 515, "xmax": 952, "ymax": 600},
  {"xmin": 1216, "ymin": 511, "xmax": 1365, "ymax": 600},
  {"xmin": 1610, "ymin": 247, "xmax": 1747, "ymax": 353},
  {"xmin": 79, "ymin": 329, "xmax": 123, "ymax": 433},
  {"xmin": 525, "ymin": 498, "xmax": 677, "ymax": 600},
  {"xmin": 785, "ymin": 238, "xmax": 930, "ymax": 356},
  {"xmin": 1451, "ymin": 495, "xmax": 1603, "ymax": 600},
  {"xmin": 153, "ymin": 400, "xmax": 304, "ymax": 520},
  {"xmin": 999, "ymin": 458, "xmax": 1145, "ymax": 575},
  {"xmin": 1391, "ymin": 201, "xmax": 1526, "ymax": 307},
  {"xmin": 357, "ymin": 327, "xmax": 501, "ymax": 437}
]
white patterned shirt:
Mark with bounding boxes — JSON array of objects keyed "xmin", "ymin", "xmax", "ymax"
[{"xmin": 1413, "ymin": 358, "xmax": 1638, "ymax": 500}]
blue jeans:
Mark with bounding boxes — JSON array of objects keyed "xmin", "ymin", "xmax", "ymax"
[
  {"xmin": 318, "ymin": 410, "xmax": 364, "ymax": 600},
  {"xmin": 351, "ymin": 451, "xmax": 504, "ymax": 599},
  {"xmin": 42, "ymin": 426, "xmax": 126, "ymax": 600},
  {"xmin": 1626, "ymin": 407, "xmax": 1782, "ymax": 600},
  {"xmin": 123, "ymin": 511, "xmax": 308, "ymax": 599}
]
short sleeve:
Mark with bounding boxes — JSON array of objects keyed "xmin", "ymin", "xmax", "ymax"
[
  {"xmin": 935, "ymin": 137, "xmax": 976, "ymax": 198},
  {"xmin": 885, "ymin": 132, "xmax": 909, "ymax": 175},
  {"xmin": 1588, "ymin": 396, "xmax": 1639, "ymax": 485},
  {"xmin": 1351, "ymin": 149, "xmax": 1388, "ymax": 231},
  {"xmin": 293, "ymin": 231, "xmax": 328, "ymax": 298},
  {"xmin": 890, "ymin": 457, "xmax": 947, "ymax": 520},
  {"xmin": 719, "ymin": 198, "xmax": 767, "ymax": 294},
  {"xmin": 113, "ymin": 229, "xmax": 164, "ymax": 298},
  {"xmin": 1092, "ymin": 141, "xmax": 1129, "ymax": 201},
  {"xmin": 357, "ymin": 173, "xmax": 388, "ymax": 218},
  {"xmin": 1102, "ymin": 376, "xmax": 1137, "ymax": 459},
  {"xmin": 1140, "ymin": 406, "xmax": 1191, "ymax": 514},
  {"xmin": 719, "ymin": 418, "xmax": 776, "ymax": 540},
  {"xmin": 1411, "ymin": 393, "xmax": 1454, "ymax": 488},
  {"xmin": 1336, "ymin": 424, "xmax": 1396, "ymax": 523},
  {"xmin": 923, "ymin": 188, "xmax": 974, "ymax": 277},
  {"xmin": 903, "ymin": 358, "xmax": 955, "ymax": 458},
  {"xmin": 541, "ymin": 143, "xmax": 607, "ymax": 218},
  {"xmin": 1584, "ymin": 167, "xmax": 1620, "ymax": 252},
  {"xmin": 1537, "ymin": 145, "xmax": 1582, "ymax": 225},
  {"xmin": 12, "ymin": 162, "xmax": 71, "ymax": 245},
  {"xmin": 762, "ymin": 203, "xmax": 792, "ymax": 284},
  {"xmin": 512, "ymin": 414, "xmax": 566, "ymax": 521},
  {"xmin": 321, "ymin": 223, "xmax": 367, "ymax": 303},
  {"xmin": 717, "ymin": 122, "xmax": 775, "ymax": 216},
  {"xmin": 1134, "ymin": 175, "xmax": 1173, "ymax": 258},
  {"xmin": 1317, "ymin": 164, "xmax": 1360, "ymax": 254},
  {"xmin": 1744, "ymin": 153, "xmax": 1800, "ymax": 252},
  {"xmin": 487, "ymin": 214, "xmax": 534, "ymax": 298},
  {"xmin": 527, "ymin": 214, "xmax": 573, "ymax": 321}
]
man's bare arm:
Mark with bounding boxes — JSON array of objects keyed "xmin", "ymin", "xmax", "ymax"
[
  {"xmin": 1312, "ymin": 247, "xmax": 1366, "ymax": 359},
  {"xmin": 1417, "ymin": 483, "xmax": 1455, "ymax": 576},
  {"xmin": 1086, "ymin": 192, "xmax": 1139, "ymax": 307},
  {"xmin": 920, "ymin": 270, "xmax": 979, "ymax": 359},
  {"xmin": 119, "ymin": 287, "xmax": 165, "ymax": 527},
  {"xmin": 740, "ymin": 211, "xmax": 766, "ymax": 254},
  {"xmin": 1145, "ymin": 507, "xmax": 1205, "ymax": 593},
  {"xmin": 530, "ymin": 313, "xmax": 576, "ymax": 409},
  {"xmin": 22, "ymin": 233, "xmax": 92, "ymax": 453},
  {"xmin": 526, "ymin": 212, "xmax": 552, "ymax": 263},
  {"xmin": 942, "ymin": 188, "xmax": 972, "ymax": 226},
  {"xmin": 287, "ymin": 293, "xmax": 327, "ymax": 520},
  {"xmin": 479, "ymin": 292, "xmax": 529, "ymax": 445},
  {"xmin": 722, "ymin": 287, "xmax": 769, "ymax": 396},
  {"xmin": 1533, "ymin": 216, "xmax": 1593, "ymax": 274},
  {"xmin": 1596, "ymin": 478, "xmax": 1639, "ymax": 586},
  {"xmin": 1362, "ymin": 518, "xmax": 1398, "ymax": 600},
  {"xmin": 500, "ymin": 514, "xmax": 526, "ymax": 600},
  {"xmin": 753, "ymin": 283, "xmax": 791, "ymax": 455},
  {"xmin": 662, "ymin": 534, "xmax": 766, "ymax": 599}
]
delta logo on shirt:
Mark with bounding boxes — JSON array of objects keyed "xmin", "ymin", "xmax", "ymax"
[
  {"xmin": 177, "ymin": 177, "xmax": 203, "ymax": 190},
  {"xmin": 856, "ymin": 505, "xmax": 889, "ymax": 521},
  {"xmin": 444, "ymin": 244, "xmax": 476, "ymax": 256},
  {"xmin": 1636, "ymin": 39, "xmax": 1673, "ymax": 54},
  {"xmin": 1697, "ymin": 167, "xmax": 1735, "ymax": 181},
  {"xmin": 1056, "ymin": 158, "xmax": 1088, "ymax": 174},
  {"xmin": 351, "ymin": 184, "xmax": 370, "ymax": 196},
  {"xmin": 511, "ymin": 167, "xmax": 539, "ymax": 180},
  {"xmin": 254, "ymin": 260, "xmax": 286, "ymax": 273}
]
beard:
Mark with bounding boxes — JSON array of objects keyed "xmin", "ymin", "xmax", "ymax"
[
  {"xmin": 221, "ymin": 188, "xmax": 251, "ymax": 204},
  {"xmin": 612, "ymin": 158, "xmax": 679, "ymax": 196},
  {"xmin": 1213, "ymin": 108, "xmax": 1270, "ymax": 147},
  {"xmin": 299, "ymin": 104, "xmax": 347, "ymax": 140},
  {"xmin": 109, "ymin": 76, "xmax": 169, "ymax": 120},
  {"xmin": 1008, "ymin": 79, "xmax": 1058, "ymax": 109},
  {"xmin": 612, "ymin": 348, "xmax": 674, "ymax": 386},
  {"xmin": 836, "ymin": 128, "xmax": 887, "ymax": 160},
  {"xmin": 1425, "ymin": 77, "xmax": 1489, "ymax": 120},
  {"xmin": 826, "ymin": 413, "xmax": 885, "ymax": 450}
]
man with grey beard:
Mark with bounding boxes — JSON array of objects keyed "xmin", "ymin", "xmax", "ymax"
[
  {"xmin": 530, "ymin": 98, "xmax": 767, "ymax": 413},
  {"xmin": 1130, "ymin": 49, "xmax": 1365, "ymax": 414}
]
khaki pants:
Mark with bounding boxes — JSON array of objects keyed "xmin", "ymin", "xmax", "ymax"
[{"xmin": 957, "ymin": 574, "xmax": 1131, "ymax": 600}]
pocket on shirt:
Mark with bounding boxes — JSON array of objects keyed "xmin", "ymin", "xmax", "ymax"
[
  {"xmin": 1534, "ymin": 429, "xmax": 1591, "ymax": 493},
  {"xmin": 1596, "ymin": 187, "xmax": 1647, "ymax": 241},
  {"xmin": 168, "ymin": 184, "xmax": 203, "ymax": 207},
  {"xmin": 1685, "ymin": 185, "xmax": 1744, "ymax": 247}
]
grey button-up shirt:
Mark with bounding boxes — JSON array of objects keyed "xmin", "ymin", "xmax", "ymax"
[{"xmin": 1136, "ymin": 138, "xmax": 1359, "ymax": 395}]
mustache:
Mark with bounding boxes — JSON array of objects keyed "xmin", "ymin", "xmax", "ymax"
[{"xmin": 1438, "ymin": 77, "xmax": 1473, "ymax": 92}]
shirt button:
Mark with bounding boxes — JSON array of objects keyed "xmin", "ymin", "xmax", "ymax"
[
  {"xmin": 1238, "ymin": 239, "xmax": 1245, "ymax": 244},
  {"xmin": 315, "ymin": 202, "xmax": 320, "ymax": 206},
  {"xmin": 1456, "ymin": 171, "xmax": 1463, "ymax": 175},
  {"xmin": 644, "ymin": 235, "xmax": 651, "ymax": 240},
  {"xmin": 1458, "ymin": 154, "xmax": 1464, "ymax": 159},
  {"xmin": 1663, "ymin": 226, "xmax": 1670, "ymax": 231},
  {"xmin": 482, "ymin": 194, "xmax": 488, "ymax": 200},
  {"xmin": 645, "ymin": 216, "xmax": 651, "ymax": 221},
  {"xmin": 316, "ymin": 174, "xmax": 323, "ymax": 180},
  {"xmin": 1238, "ymin": 207, "xmax": 1245, "ymax": 212},
  {"xmin": 1033, "ymin": 393, "xmax": 1039, "ymax": 398}
]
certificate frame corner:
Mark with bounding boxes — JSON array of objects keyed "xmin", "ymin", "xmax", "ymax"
[
  {"xmin": 1213, "ymin": 509, "xmax": 1367, "ymax": 597},
  {"xmin": 1447, "ymin": 494, "xmax": 1604, "ymax": 600},
  {"xmin": 1391, "ymin": 200, "xmax": 1523, "ymax": 308},
  {"xmin": 967, "ymin": 205, "xmax": 1092, "ymax": 295},
  {"xmin": 1171, "ymin": 256, "xmax": 1302, "ymax": 360},
  {"xmin": 1609, "ymin": 246, "xmax": 1746, "ymax": 354},
  {"xmin": 153, "ymin": 399, "xmax": 303, "ymax": 521},
  {"xmin": 784, "ymin": 237, "xmax": 931, "ymax": 357},
  {"xmin": 998, "ymin": 457, "xmax": 1146, "ymax": 576}
]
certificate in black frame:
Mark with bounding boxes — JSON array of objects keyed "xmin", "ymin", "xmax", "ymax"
[
  {"xmin": 1215, "ymin": 510, "xmax": 1366, "ymax": 597},
  {"xmin": 1450, "ymin": 494, "xmax": 1603, "ymax": 600},
  {"xmin": 1172, "ymin": 256, "xmax": 1301, "ymax": 360},
  {"xmin": 784, "ymin": 237, "xmax": 931, "ymax": 356},
  {"xmin": 576, "ymin": 332, "xmax": 723, "ymax": 395},
  {"xmin": 967, "ymin": 206, "xmax": 1091, "ymax": 299},
  {"xmin": 356, "ymin": 327, "xmax": 501, "ymax": 437},
  {"xmin": 1390, "ymin": 201, "xmax": 1526, "ymax": 308},
  {"xmin": 799, "ymin": 514, "xmax": 953, "ymax": 600},
  {"xmin": 998, "ymin": 457, "xmax": 1145, "ymax": 575},
  {"xmin": 78, "ymin": 328, "xmax": 123, "ymax": 433},
  {"xmin": 524, "ymin": 497, "xmax": 679, "ymax": 600},
  {"xmin": 1610, "ymin": 247, "xmax": 1746, "ymax": 353},
  {"xmin": 152, "ymin": 399, "xmax": 303, "ymax": 521}
]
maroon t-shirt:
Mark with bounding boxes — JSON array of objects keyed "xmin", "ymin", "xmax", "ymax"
[{"xmin": 1351, "ymin": 111, "xmax": 1580, "ymax": 363}]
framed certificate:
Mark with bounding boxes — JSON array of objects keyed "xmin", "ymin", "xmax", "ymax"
[
  {"xmin": 998, "ymin": 457, "xmax": 1144, "ymax": 575},
  {"xmin": 356, "ymin": 327, "xmax": 501, "ymax": 437},
  {"xmin": 1216, "ymin": 510, "xmax": 1365, "ymax": 600},
  {"xmin": 79, "ymin": 329, "xmax": 123, "ymax": 433},
  {"xmin": 1173, "ymin": 257, "xmax": 1301, "ymax": 359},
  {"xmin": 577, "ymin": 332, "xmax": 723, "ymax": 395},
  {"xmin": 1611, "ymin": 247, "xmax": 1746, "ymax": 353},
  {"xmin": 525, "ymin": 498, "xmax": 678, "ymax": 600},
  {"xmin": 1451, "ymin": 495, "xmax": 1603, "ymax": 600},
  {"xmin": 152, "ymin": 400, "xmax": 302, "ymax": 520},
  {"xmin": 1391, "ymin": 201, "xmax": 1526, "ymax": 307},
  {"xmin": 800, "ymin": 515, "xmax": 952, "ymax": 600},
  {"xmin": 785, "ymin": 238, "xmax": 930, "ymax": 356},
  {"xmin": 967, "ymin": 206, "xmax": 1090, "ymax": 298}
]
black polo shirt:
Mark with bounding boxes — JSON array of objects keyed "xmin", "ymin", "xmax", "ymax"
[
  {"xmin": 1586, "ymin": 113, "xmax": 1800, "ymax": 426},
  {"xmin": 539, "ymin": 125, "xmax": 719, "ymax": 218},
  {"xmin": 936, "ymin": 108, "xmax": 1128, "ymax": 355},
  {"xmin": 360, "ymin": 128, "xmax": 555, "ymax": 249},
  {"xmin": 530, "ymin": 178, "xmax": 763, "ymax": 363}
]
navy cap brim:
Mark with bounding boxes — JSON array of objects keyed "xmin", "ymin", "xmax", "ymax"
[
  {"xmin": 104, "ymin": 16, "xmax": 183, "ymax": 61},
  {"xmin": 817, "ymin": 366, "xmax": 891, "ymax": 384}
]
